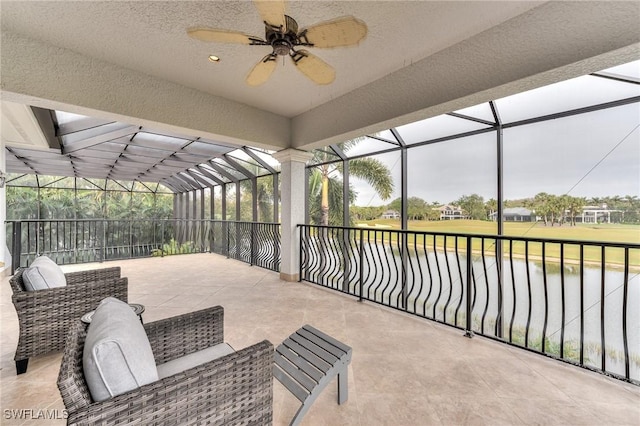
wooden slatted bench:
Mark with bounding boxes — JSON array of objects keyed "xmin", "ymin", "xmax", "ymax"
[{"xmin": 274, "ymin": 325, "xmax": 353, "ymax": 426}]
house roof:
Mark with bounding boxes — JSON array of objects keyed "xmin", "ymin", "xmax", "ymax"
[
  {"xmin": 437, "ymin": 205, "xmax": 462, "ymax": 211},
  {"xmin": 503, "ymin": 207, "xmax": 533, "ymax": 216}
]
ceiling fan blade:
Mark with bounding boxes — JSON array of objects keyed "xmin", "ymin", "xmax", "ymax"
[
  {"xmin": 253, "ymin": 0, "xmax": 287, "ymax": 29},
  {"xmin": 292, "ymin": 50, "xmax": 335, "ymax": 85},
  {"xmin": 246, "ymin": 54, "xmax": 278, "ymax": 86},
  {"xmin": 187, "ymin": 28, "xmax": 255, "ymax": 44},
  {"xmin": 302, "ymin": 16, "xmax": 367, "ymax": 48}
]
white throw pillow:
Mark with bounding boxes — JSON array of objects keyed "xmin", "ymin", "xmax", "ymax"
[
  {"xmin": 22, "ymin": 256, "xmax": 67, "ymax": 291},
  {"xmin": 83, "ymin": 297, "xmax": 158, "ymax": 402}
]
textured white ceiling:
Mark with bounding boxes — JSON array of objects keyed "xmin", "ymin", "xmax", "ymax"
[
  {"xmin": 0, "ymin": 1, "xmax": 541, "ymax": 117},
  {"xmin": 1, "ymin": 1, "xmax": 638, "ymax": 153}
]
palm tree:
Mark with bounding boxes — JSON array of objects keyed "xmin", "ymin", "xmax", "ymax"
[
  {"xmin": 565, "ymin": 196, "xmax": 586, "ymax": 226},
  {"xmin": 311, "ymin": 139, "xmax": 394, "ymax": 226},
  {"xmin": 238, "ymin": 164, "xmax": 278, "ymax": 222},
  {"xmin": 622, "ymin": 195, "xmax": 639, "ymax": 223},
  {"xmin": 76, "ymin": 190, "xmax": 105, "ymax": 219},
  {"xmin": 6, "ymin": 186, "xmax": 40, "ymax": 220},
  {"xmin": 533, "ymin": 192, "xmax": 552, "ymax": 226},
  {"xmin": 308, "ymin": 169, "xmax": 352, "ymax": 225},
  {"xmin": 485, "ymin": 198, "xmax": 498, "ymax": 220}
]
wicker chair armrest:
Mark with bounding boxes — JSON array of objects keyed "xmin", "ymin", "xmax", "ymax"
[
  {"xmin": 58, "ymin": 322, "xmax": 93, "ymax": 413},
  {"xmin": 67, "ymin": 340, "xmax": 274, "ymax": 426},
  {"xmin": 65, "ymin": 267, "xmax": 121, "ymax": 285},
  {"xmin": 145, "ymin": 306, "xmax": 224, "ymax": 364},
  {"xmin": 9, "ymin": 269, "xmax": 26, "ymax": 294},
  {"xmin": 12, "ymin": 278, "xmax": 128, "ymax": 315}
]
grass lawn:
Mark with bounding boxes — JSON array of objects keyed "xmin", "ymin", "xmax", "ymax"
[
  {"xmin": 352, "ymin": 219, "xmax": 640, "ymax": 267},
  {"xmin": 360, "ymin": 219, "xmax": 640, "ymax": 243}
]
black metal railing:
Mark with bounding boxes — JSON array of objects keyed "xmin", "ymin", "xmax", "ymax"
[
  {"xmin": 7, "ymin": 219, "xmax": 281, "ymax": 273},
  {"xmin": 299, "ymin": 224, "xmax": 640, "ymax": 384}
]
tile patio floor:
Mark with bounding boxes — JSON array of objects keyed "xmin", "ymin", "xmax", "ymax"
[{"xmin": 1, "ymin": 253, "xmax": 639, "ymax": 425}]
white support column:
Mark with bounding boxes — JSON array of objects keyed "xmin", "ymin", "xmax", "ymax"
[{"xmin": 273, "ymin": 149, "xmax": 312, "ymax": 282}]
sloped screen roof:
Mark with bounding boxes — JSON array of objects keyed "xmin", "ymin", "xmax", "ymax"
[{"xmin": 5, "ymin": 110, "xmax": 278, "ymax": 193}]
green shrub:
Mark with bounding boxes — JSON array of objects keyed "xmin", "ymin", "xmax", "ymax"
[{"xmin": 152, "ymin": 239, "xmax": 195, "ymax": 256}]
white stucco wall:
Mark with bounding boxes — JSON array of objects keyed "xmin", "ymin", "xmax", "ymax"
[{"xmin": 0, "ymin": 31, "xmax": 291, "ymax": 152}]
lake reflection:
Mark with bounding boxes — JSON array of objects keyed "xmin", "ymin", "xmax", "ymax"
[{"xmin": 342, "ymin": 243, "xmax": 640, "ymax": 381}]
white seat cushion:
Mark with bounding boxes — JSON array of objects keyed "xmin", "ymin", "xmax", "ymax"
[
  {"xmin": 157, "ymin": 343, "xmax": 235, "ymax": 379},
  {"xmin": 83, "ymin": 297, "xmax": 159, "ymax": 402},
  {"xmin": 22, "ymin": 256, "xmax": 67, "ymax": 291}
]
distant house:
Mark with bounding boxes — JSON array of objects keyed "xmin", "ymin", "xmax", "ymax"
[
  {"xmin": 575, "ymin": 204, "xmax": 619, "ymax": 223},
  {"xmin": 504, "ymin": 207, "xmax": 534, "ymax": 222},
  {"xmin": 490, "ymin": 207, "xmax": 534, "ymax": 222},
  {"xmin": 436, "ymin": 205, "xmax": 467, "ymax": 220},
  {"xmin": 381, "ymin": 210, "xmax": 400, "ymax": 219}
]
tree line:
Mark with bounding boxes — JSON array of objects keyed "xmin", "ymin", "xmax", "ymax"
[
  {"xmin": 350, "ymin": 193, "xmax": 640, "ymax": 225},
  {"xmin": 6, "ymin": 186, "xmax": 173, "ymax": 221}
]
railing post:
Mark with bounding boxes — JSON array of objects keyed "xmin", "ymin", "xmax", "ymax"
[
  {"xmin": 216, "ymin": 220, "xmax": 220, "ymax": 254},
  {"xmin": 225, "ymin": 221, "xmax": 230, "ymax": 258},
  {"xmin": 298, "ymin": 225, "xmax": 303, "ymax": 282},
  {"xmin": 235, "ymin": 222, "xmax": 241, "ymax": 261},
  {"xmin": 250, "ymin": 222, "xmax": 256, "ymax": 266},
  {"xmin": 358, "ymin": 228, "xmax": 364, "ymax": 302},
  {"xmin": 276, "ymin": 223, "xmax": 281, "ymax": 273},
  {"xmin": 101, "ymin": 220, "xmax": 107, "ymax": 262},
  {"xmin": 401, "ymin": 232, "xmax": 408, "ymax": 311},
  {"xmin": 11, "ymin": 221, "xmax": 21, "ymax": 274},
  {"xmin": 496, "ymin": 238, "xmax": 504, "ymax": 338},
  {"xmin": 160, "ymin": 220, "xmax": 165, "ymax": 257},
  {"xmin": 318, "ymin": 226, "xmax": 327, "ymax": 285},
  {"xmin": 465, "ymin": 236, "xmax": 474, "ymax": 338},
  {"xmin": 152, "ymin": 219, "xmax": 157, "ymax": 255},
  {"xmin": 36, "ymin": 221, "xmax": 42, "ymax": 259},
  {"xmin": 342, "ymin": 227, "xmax": 350, "ymax": 293},
  {"xmin": 209, "ymin": 220, "xmax": 214, "ymax": 254},
  {"xmin": 73, "ymin": 221, "xmax": 78, "ymax": 264}
]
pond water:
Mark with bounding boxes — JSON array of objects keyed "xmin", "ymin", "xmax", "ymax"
[{"xmin": 307, "ymin": 240, "xmax": 640, "ymax": 380}]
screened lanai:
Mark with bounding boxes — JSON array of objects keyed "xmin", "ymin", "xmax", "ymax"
[
  {"xmin": 1, "ymin": 3, "xmax": 640, "ymax": 424},
  {"xmin": 6, "ymin": 60, "xmax": 639, "ymax": 230},
  {"xmin": 2, "ymin": 60, "xmax": 640, "ymax": 403},
  {"xmin": 5, "ymin": 59, "xmax": 639, "ymax": 270}
]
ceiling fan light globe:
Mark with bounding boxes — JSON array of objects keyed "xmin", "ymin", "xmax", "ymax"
[{"xmin": 273, "ymin": 40, "xmax": 290, "ymax": 56}]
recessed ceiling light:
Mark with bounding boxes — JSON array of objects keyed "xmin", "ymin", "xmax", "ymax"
[{"xmin": 208, "ymin": 55, "xmax": 220, "ymax": 63}]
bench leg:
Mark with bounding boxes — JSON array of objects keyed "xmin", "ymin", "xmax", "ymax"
[
  {"xmin": 290, "ymin": 402, "xmax": 312, "ymax": 426},
  {"xmin": 289, "ymin": 369, "xmax": 349, "ymax": 426},
  {"xmin": 16, "ymin": 359, "xmax": 29, "ymax": 375},
  {"xmin": 337, "ymin": 367, "xmax": 348, "ymax": 404}
]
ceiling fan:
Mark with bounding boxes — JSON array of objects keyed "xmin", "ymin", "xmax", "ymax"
[{"xmin": 187, "ymin": 0, "xmax": 367, "ymax": 86}]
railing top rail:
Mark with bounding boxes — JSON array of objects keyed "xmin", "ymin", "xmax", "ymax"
[{"xmin": 297, "ymin": 223, "xmax": 640, "ymax": 249}]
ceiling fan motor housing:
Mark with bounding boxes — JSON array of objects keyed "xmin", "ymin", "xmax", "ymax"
[
  {"xmin": 266, "ymin": 15, "xmax": 301, "ymax": 55},
  {"xmin": 272, "ymin": 40, "xmax": 291, "ymax": 56}
]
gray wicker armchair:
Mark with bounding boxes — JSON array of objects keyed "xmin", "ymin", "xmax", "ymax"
[
  {"xmin": 9, "ymin": 266, "xmax": 127, "ymax": 374},
  {"xmin": 57, "ymin": 306, "xmax": 274, "ymax": 426}
]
